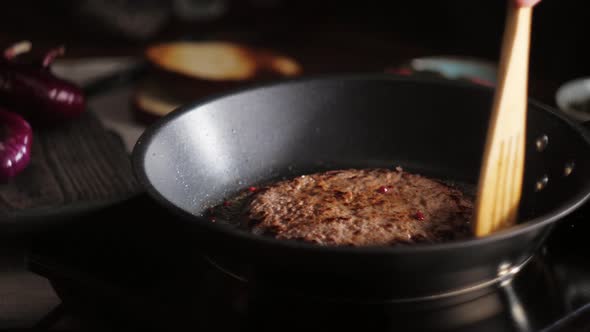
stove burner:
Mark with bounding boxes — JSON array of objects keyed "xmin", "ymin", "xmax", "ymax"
[
  {"xmin": 204, "ymin": 254, "xmax": 533, "ymax": 305},
  {"xmin": 241, "ymin": 256, "xmax": 563, "ymax": 332},
  {"xmin": 26, "ymin": 194, "xmax": 590, "ymax": 332}
]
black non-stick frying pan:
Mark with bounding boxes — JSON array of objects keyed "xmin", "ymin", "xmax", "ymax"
[{"xmin": 132, "ymin": 75, "xmax": 590, "ymax": 303}]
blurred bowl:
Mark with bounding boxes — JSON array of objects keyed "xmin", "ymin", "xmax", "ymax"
[
  {"xmin": 408, "ymin": 56, "xmax": 497, "ymax": 85},
  {"xmin": 555, "ymin": 78, "xmax": 590, "ymax": 123}
]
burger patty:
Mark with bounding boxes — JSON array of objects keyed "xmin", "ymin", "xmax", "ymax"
[{"xmin": 244, "ymin": 168, "xmax": 474, "ymax": 246}]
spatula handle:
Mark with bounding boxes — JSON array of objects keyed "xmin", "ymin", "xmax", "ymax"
[
  {"xmin": 474, "ymin": 1, "xmax": 534, "ymax": 236},
  {"xmin": 515, "ymin": 0, "xmax": 541, "ymax": 8}
]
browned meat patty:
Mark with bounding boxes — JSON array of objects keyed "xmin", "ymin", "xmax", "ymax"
[{"xmin": 244, "ymin": 168, "xmax": 473, "ymax": 246}]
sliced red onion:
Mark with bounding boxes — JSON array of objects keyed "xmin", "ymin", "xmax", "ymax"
[
  {"xmin": 3, "ymin": 41, "xmax": 32, "ymax": 60},
  {"xmin": 0, "ymin": 108, "xmax": 32, "ymax": 181},
  {"xmin": 0, "ymin": 43, "xmax": 85, "ymax": 122},
  {"xmin": 41, "ymin": 46, "xmax": 65, "ymax": 68}
]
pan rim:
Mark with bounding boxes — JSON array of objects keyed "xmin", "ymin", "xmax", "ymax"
[{"xmin": 132, "ymin": 73, "xmax": 590, "ymax": 255}]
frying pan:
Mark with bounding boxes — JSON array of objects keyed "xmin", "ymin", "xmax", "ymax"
[{"xmin": 132, "ymin": 75, "xmax": 590, "ymax": 303}]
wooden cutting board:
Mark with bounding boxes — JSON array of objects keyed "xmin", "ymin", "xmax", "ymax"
[{"xmin": 0, "ymin": 110, "xmax": 141, "ymax": 231}]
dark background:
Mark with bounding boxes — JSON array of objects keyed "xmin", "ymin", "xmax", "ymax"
[{"xmin": 0, "ymin": 0, "xmax": 587, "ymax": 85}]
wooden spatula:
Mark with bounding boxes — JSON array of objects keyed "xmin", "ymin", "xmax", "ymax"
[{"xmin": 474, "ymin": 0, "xmax": 540, "ymax": 236}]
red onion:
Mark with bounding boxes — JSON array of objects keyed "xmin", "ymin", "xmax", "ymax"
[
  {"xmin": 0, "ymin": 107, "xmax": 32, "ymax": 181},
  {"xmin": 0, "ymin": 41, "xmax": 85, "ymax": 122},
  {"xmin": 3, "ymin": 41, "xmax": 31, "ymax": 60}
]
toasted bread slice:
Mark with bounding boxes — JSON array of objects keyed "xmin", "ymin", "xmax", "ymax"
[
  {"xmin": 132, "ymin": 78, "xmax": 190, "ymax": 124},
  {"xmin": 146, "ymin": 41, "xmax": 301, "ymax": 82},
  {"xmin": 137, "ymin": 42, "xmax": 302, "ymax": 122}
]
